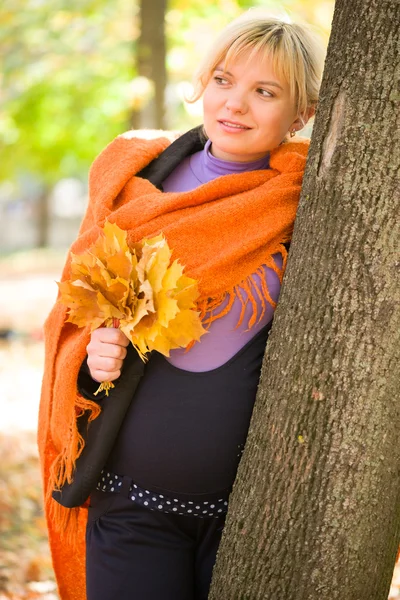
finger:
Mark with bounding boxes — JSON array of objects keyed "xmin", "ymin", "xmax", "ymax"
[
  {"xmin": 117, "ymin": 331, "xmax": 130, "ymax": 347},
  {"xmin": 89, "ymin": 368, "xmax": 121, "ymax": 383},
  {"xmin": 87, "ymin": 356, "xmax": 124, "ymax": 374},
  {"xmin": 87, "ymin": 339, "xmax": 128, "ymax": 360},
  {"xmin": 92, "ymin": 328, "xmax": 130, "ymax": 346},
  {"xmin": 98, "ymin": 343, "xmax": 127, "ymax": 360}
]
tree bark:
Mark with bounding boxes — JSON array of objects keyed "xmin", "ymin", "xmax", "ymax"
[
  {"xmin": 209, "ymin": 0, "xmax": 400, "ymax": 598},
  {"xmin": 131, "ymin": 0, "xmax": 167, "ymax": 130},
  {"xmin": 36, "ymin": 185, "xmax": 50, "ymax": 248}
]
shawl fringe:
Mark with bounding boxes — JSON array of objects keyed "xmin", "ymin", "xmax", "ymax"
[
  {"xmin": 46, "ymin": 395, "xmax": 101, "ymax": 516},
  {"xmin": 197, "ymin": 242, "xmax": 288, "ymax": 329},
  {"xmin": 47, "ymin": 497, "xmax": 82, "ymax": 546}
]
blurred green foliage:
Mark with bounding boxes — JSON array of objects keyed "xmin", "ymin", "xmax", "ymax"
[
  {"xmin": 1, "ymin": 0, "xmax": 136, "ymax": 183},
  {"xmin": 1, "ymin": 0, "xmax": 334, "ymax": 185}
]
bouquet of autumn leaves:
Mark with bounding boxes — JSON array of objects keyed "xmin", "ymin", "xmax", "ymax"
[{"xmin": 57, "ymin": 222, "xmax": 206, "ymax": 395}]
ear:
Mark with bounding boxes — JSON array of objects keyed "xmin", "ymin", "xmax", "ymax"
[{"xmin": 290, "ymin": 106, "xmax": 316, "ymax": 133}]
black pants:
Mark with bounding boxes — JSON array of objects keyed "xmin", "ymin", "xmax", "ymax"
[{"xmin": 86, "ymin": 486, "xmax": 226, "ymax": 600}]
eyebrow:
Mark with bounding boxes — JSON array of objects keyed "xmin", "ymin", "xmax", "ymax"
[{"xmin": 214, "ymin": 68, "xmax": 284, "ymax": 91}]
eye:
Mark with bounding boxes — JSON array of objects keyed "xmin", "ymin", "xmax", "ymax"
[
  {"xmin": 213, "ymin": 75, "xmax": 229, "ymax": 85},
  {"xmin": 257, "ymin": 88, "xmax": 273, "ymax": 98}
]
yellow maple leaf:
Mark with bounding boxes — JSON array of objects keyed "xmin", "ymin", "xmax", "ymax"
[
  {"xmin": 57, "ymin": 280, "xmax": 107, "ymax": 330},
  {"xmin": 125, "ymin": 236, "xmax": 207, "ymax": 357},
  {"xmin": 174, "ymin": 275, "xmax": 200, "ymax": 310},
  {"xmin": 151, "ymin": 309, "xmax": 205, "ymax": 353}
]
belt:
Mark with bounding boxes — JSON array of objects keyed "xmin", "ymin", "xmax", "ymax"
[{"xmin": 96, "ymin": 470, "xmax": 229, "ymax": 518}]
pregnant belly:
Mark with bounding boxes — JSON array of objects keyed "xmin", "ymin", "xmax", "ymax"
[{"xmin": 106, "ymin": 325, "xmax": 269, "ymax": 496}]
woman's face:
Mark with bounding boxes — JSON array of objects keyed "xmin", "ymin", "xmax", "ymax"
[{"xmin": 202, "ymin": 52, "xmax": 302, "ymax": 162}]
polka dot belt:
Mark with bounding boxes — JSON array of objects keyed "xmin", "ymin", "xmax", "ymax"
[{"xmin": 96, "ymin": 470, "xmax": 229, "ymax": 518}]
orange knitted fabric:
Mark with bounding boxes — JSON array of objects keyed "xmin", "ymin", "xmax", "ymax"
[{"xmin": 38, "ymin": 130, "xmax": 309, "ymax": 599}]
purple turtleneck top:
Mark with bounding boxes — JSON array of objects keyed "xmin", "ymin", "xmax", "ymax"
[{"xmin": 162, "ymin": 140, "xmax": 282, "ymax": 372}]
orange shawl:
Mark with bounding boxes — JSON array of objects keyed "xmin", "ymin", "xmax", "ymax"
[{"xmin": 38, "ymin": 129, "xmax": 309, "ymax": 599}]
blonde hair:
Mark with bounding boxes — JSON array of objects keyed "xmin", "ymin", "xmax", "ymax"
[{"xmin": 189, "ymin": 13, "xmax": 326, "ymax": 120}]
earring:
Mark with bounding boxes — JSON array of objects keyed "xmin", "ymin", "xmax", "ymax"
[{"xmin": 290, "ymin": 129, "xmax": 296, "ymax": 138}]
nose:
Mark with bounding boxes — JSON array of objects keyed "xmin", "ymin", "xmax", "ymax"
[{"xmin": 225, "ymin": 90, "xmax": 248, "ymax": 114}]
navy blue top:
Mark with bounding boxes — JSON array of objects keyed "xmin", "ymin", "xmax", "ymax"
[{"xmin": 106, "ymin": 321, "xmax": 272, "ymax": 500}]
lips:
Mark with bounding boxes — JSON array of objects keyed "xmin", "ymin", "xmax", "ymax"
[{"xmin": 218, "ymin": 120, "xmax": 251, "ymax": 130}]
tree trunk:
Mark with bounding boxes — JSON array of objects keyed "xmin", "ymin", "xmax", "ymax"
[
  {"xmin": 36, "ymin": 185, "xmax": 50, "ymax": 248},
  {"xmin": 131, "ymin": 0, "xmax": 167, "ymax": 130},
  {"xmin": 209, "ymin": 0, "xmax": 400, "ymax": 598}
]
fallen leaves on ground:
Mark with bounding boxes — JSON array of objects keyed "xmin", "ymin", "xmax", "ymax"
[{"xmin": 0, "ymin": 432, "xmax": 58, "ymax": 599}]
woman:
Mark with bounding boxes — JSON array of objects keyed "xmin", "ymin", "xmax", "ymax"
[{"xmin": 38, "ymin": 12, "xmax": 325, "ymax": 600}]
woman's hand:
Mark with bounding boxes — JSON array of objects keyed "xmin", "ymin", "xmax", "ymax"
[{"xmin": 86, "ymin": 328, "xmax": 130, "ymax": 382}]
